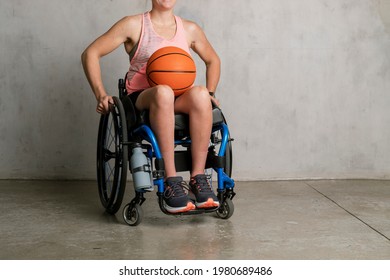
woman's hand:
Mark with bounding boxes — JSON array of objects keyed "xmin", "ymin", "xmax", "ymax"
[{"xmin": 97, "ymin": 95, "xmax": 114, "ymax": 114}]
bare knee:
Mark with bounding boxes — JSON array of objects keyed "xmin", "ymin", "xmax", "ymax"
[
  {"xmin": 188, "ymin": 86, "xmax": 212, "ymax": 111},
  {"xmin": 151, "ymin": 85, "xmax": 175, "ymax": 110}
]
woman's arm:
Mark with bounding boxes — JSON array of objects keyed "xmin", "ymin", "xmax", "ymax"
[
  {"xmin": 81, "ymin": 15, "xmax": 141, "ymax": 114},
  {"xmin": 185, "ymin": 21, "xmax": 221, "ymax": 96}
]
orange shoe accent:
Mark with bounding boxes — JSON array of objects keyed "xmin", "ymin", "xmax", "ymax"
[
  {"xmin": 178, "ymin": 202, "xmax": 196, "ymax": 213},
  {"xmin": 186, "ymin": 202, "xmax": 196, "ymax": 211},
  {"xmin": 166, "ymin": 201, "xmax": 196, "ymax": 214},
  {"xmin": 196, "ymin": 198, "xmax": 220, "ymax": 209}
]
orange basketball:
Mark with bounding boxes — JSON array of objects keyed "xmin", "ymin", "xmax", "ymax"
[{"xmin": 146, "ymin": 46, "xmax": 196, "ymax": 96}]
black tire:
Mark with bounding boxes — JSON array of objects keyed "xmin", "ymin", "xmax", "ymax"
[
  {"xmin": 216, "ymin": 198, "xmax": 234, "ymax": 219},
  {"xmin": 97, "ymin": 96, "xmax": 128, "ymax": 214},
  {"xmin": 123, "ymin": 203, "xmax": 143, "ymax": 226}
]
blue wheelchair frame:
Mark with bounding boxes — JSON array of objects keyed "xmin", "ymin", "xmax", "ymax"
[{"xmin": 130, "ymin": 120, "xmax": 235, "ymax": 216}]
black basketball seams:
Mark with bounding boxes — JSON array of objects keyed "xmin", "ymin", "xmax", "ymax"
[
  {"xmin": 147, "ymin": 71, "xmax": 194, "ymax": 90},
  {"xmin": 147, "ymin": 52, "xmax": 193, "ymax": 69},
  {"xmin": 148, "ymin": 70, "xmax": 196, "ymax": 74}
]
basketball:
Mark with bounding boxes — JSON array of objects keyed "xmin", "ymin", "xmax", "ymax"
[{"xmin": 146, "ymin": 46, "xmax": 196, "ymax": 96}]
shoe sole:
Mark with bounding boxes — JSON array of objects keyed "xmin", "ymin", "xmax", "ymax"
[
  {"xmin": 195, "ymin": 198, "xmax": 220, "ymax": 209},
  {"xmin": 164, "ymin": 201, "xmax": 196, "ymax": 214}
]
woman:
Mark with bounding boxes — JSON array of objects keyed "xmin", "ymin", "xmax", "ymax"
[{"xmin": 81, "ymin": 0, "xmax": 221, "ymax": 214}]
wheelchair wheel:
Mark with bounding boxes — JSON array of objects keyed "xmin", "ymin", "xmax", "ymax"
[
  {"xmin": 97, "ymin": 96, "xmax": 128, "ymax": 214},
  {"xmin": 123, "ymin": 203, "xmax": 143, "ymax": 226},
  {"xmin": 216, "ymin": 198, "xmax": 234, "ymax": 219}
]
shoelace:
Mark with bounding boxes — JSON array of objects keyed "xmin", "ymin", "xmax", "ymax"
[
  {"xmin": 193, "ymin": 175, "xmax": 212, "ymax": 193},
  {"xmin": 164, "ymin": 180, "xmax": 189, "ymax": 199}
]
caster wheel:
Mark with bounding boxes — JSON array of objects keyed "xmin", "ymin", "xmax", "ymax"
[
  {"xmin": 216, "ymin": 198, "xmax": 234, "ymax": 219},
  {"xmin": 123, "ymin": 203, "xmax": 143, "ymax": 226}
]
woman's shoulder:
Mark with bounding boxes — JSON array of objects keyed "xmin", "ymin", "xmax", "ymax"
[
  {"xmin": 112, "ymin": 14, "xmax": 143, "ymax": 38},
  {"xmin": 119, "ymin": 13, "xmax": 143, "ymax": 27},
  {"xmin": 181, "ymin": 18, "xmax": 203, "ymax": 34},
  {"xmin": 108, "ymin": 14, "xmax": 143, "ymax": 47}
]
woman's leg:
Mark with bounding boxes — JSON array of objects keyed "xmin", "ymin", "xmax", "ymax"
[
  {"xmin": 135, "ymin": 85, "xmax": 177, "ymax": 178},
  {"xmin": 175, "ymin": 86, "xmax": 219, "ymax": 208},
  {"xmin": 174, "ymin": 86, "xmax": 212, "ymax": 177}
]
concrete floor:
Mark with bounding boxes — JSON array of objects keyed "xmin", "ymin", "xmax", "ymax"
[{"xmin": 0, "ymin": 179, "xmax": 389, "ymax": 260}]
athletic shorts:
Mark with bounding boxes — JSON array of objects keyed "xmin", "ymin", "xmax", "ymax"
[
  {"xmin": 128, "ymin": 90, "xmax": 144, "ymax": 108},
  {"xmin": 127, "ymin": 89, "xmax": 180, "ymax": 109}
]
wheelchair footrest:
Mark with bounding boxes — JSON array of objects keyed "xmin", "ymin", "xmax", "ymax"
[
  {"xmin": 157, "ymin": 193, "xmax": 219, "ymax": 216},
  {"xmin": 165, "ymin": 207, "xmax": 219, "ymax": 216}
]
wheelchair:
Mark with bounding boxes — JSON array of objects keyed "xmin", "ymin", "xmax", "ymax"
[{"xmin": 96, "ymin": 79, "xmax": 235, "ymax": 226}]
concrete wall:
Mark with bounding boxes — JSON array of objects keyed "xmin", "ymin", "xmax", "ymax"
[{"xmin": 1, "ymin": 0, "xmax": 390, "ymax": 180}]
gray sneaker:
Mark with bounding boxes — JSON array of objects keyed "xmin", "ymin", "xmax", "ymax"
[
  {"xmin": 164, "ymin": 176, "xmax": 195, "ymax": 213},
  {"xmin": 189, "ymin": 174, "xmax": 220, "ymax": 209}
]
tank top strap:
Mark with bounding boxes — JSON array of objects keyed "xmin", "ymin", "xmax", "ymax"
[{"xmin": 172, "ymin": 15, "xmax": 191, "ymax": 53}]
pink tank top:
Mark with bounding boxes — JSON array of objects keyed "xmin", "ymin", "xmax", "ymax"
[{"xmin": 126, "ymin": 12, "xmax": 191, "ymax": 94}]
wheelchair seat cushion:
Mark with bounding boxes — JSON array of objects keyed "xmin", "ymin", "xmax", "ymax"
[
  {"xmin": 174, "ymin": 107, "xmax": 224, "ymax": 139},
  {"xmin": 174, "ymin": 107, "xmax": 224, "ymax": 131}
]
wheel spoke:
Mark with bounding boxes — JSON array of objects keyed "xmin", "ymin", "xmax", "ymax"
[
  {"xmin": 105, "ymin": 161, "xmax": 115, "ymax": 194},
  {"xmin": 106, "ymin": 120, "xmax": 116, "ymax": 150}
]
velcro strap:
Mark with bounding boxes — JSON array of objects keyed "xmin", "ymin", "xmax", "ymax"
[{"xmin": 133, "ymin": 164, "xmax": 151, "ymax": 173}]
